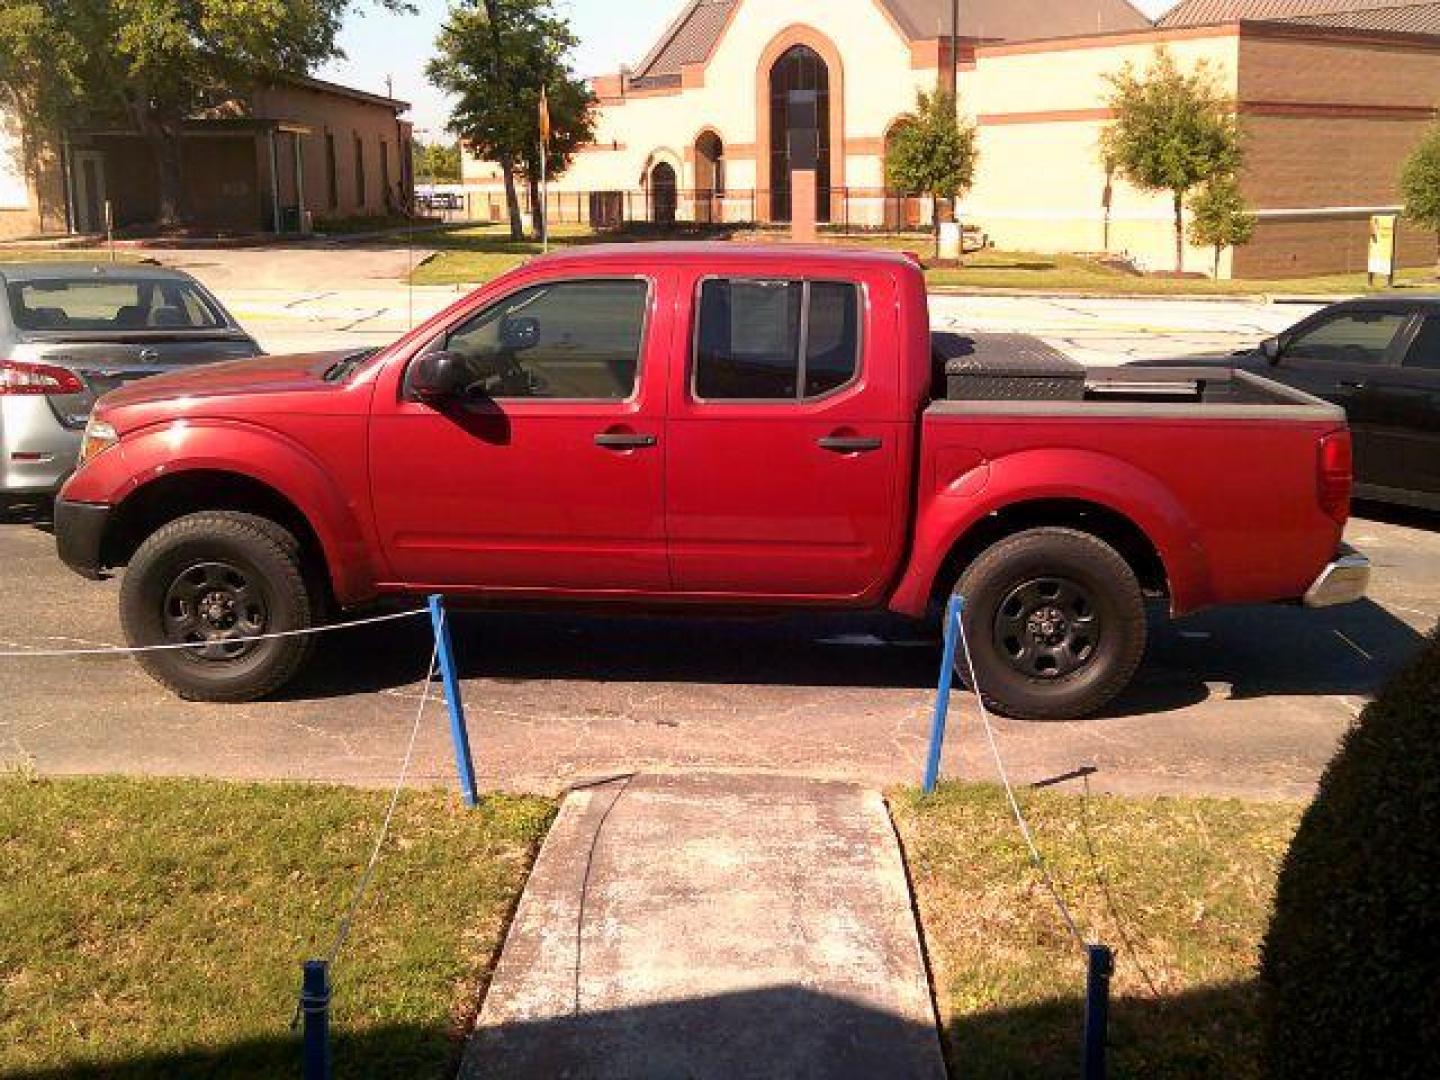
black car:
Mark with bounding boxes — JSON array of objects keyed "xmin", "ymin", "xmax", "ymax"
[{"xmin": 1143, "ymin": 297, "xmax": 1440, "ymax": 511}]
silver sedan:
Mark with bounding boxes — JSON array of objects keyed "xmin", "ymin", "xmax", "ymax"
[{"xmin": 0, "ymin": 263, "xmax": 261, "ymax": 506}]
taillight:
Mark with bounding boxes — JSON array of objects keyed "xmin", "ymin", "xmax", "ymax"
[
  {"xmin": 0, "ymin": 360, "xmax": 84, "ymax": 396},
  {"xmin": 1318, "ymin": 430, "xmax": 1353, "ymax": 526}
]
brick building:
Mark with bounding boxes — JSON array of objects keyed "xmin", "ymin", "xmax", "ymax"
[
  {"xmin": 1, "ymin": 74, "xmax": 413, "ymax": 240},
  {"xmin": 464, "ymin": 0, "xmax": 1440, "ymax": 278}
]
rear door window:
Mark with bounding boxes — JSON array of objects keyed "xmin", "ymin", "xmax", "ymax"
[
  {"xmin": 694, "ymin": 278, "xmax": 861, "ymax": 401},
  {"xmin": 5, "ymin": 278, "xmax": 224, "ymax": 332},
  {"xmin": 1283, "ymin": 311, "xmax": 1409, "ymax": 366}
]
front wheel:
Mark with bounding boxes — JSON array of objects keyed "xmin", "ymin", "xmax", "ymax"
[
  {"xmin": 120, "ymin": 512, "xmax": 316, "ymax": 702},
  {"xmin": 953, "ymin": 527, "xmax": 1147, "ymax": 721}
]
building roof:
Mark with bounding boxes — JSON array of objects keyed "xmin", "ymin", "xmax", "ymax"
[
  {"xmin": 880, "ymin": 0, "xmax": 1151, "ymax": 40},
  {"xmin": 628, "ymin": 0, "xmax": 1152, "ymax": 83},
  {"xmin": 1157, "ymin": 0, "xmax": 1440, "ymax": 33}
]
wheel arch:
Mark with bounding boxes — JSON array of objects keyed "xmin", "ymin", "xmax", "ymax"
[
  {"xmin": 924, "ymin": 498, "xmax": 1170, "ymax": 613},
  {"xmin": 102, "ymin": 471, "xmax": 337, "ymax": 607}
]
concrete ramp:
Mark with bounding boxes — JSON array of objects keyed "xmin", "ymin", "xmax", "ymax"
[{"xmin": 462, "ymin": 773, "xmax": 945, "ymax": 1079}]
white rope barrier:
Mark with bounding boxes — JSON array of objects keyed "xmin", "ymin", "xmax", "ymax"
[{"xmin": 0, "ymin": 608, "xmax": 428, "ymax": 659}]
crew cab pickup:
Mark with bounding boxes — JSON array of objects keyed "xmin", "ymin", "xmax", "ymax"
[{"xmin": 53, "ymin": 245, "xmax": 1369, "ymax": 719}]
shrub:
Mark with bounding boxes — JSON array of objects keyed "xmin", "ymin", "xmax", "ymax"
[{"xmin": 1260, "ymin": 627, "xmax": 1440, "ymax": 1078}]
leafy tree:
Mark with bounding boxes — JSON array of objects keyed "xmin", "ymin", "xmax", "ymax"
[
  {"xmin": 1401, "ymin": 120, "xmax": 1440, "ymax": 274},
  {"xmin": 0, "ymin": 0, "xmax": 409, "ymax": 229},
  {"xmin": 428, "ymin": 0, "xmax": 594, "ymax": 240},
  {"xmin": 1105, "ymin": 48, "xmax": 1242, "ymax": 273},
  {"xmin": 1188, "ymin": 174, "xmax": 1256, "ymax": 278},
  {"xmin": 885, "ymin": 90, "xmax": 978, "ymax": 258},
  {"xmin": 412, "ymin": 140, "xmax": 462, "ymax": 184}
]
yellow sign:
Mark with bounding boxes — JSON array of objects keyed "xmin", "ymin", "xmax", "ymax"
[{"xmin": 1368, "ymin": 214, "xmax": 1398, "ymax": 282}]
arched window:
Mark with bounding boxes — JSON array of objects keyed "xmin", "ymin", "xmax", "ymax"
[
  {"xmin": 768, "ymin": 45, "xmax": 831, "ymax": 223},
  {"xmin": 649, "ymin": 161, "xmax": 677, "ymax": 226}
]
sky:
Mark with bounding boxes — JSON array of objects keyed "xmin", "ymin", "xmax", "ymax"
[{"xmin": 321, "ymin": 0, "xmax": 1181, "ymax": 138}]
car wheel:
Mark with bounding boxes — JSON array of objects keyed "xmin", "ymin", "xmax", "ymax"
[
  {"xmin": 120, "ymin": 511, "xmax": 316, "ymax": 703},
  {"xmin": 954, "ymin": 527, "xmax": 1147, "ymax": 721}
]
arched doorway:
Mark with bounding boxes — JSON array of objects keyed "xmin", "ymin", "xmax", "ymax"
[
  {"xmin": 649, "ymin": 162, "xmax": 677, "ymax": 226},
  {"xmin": 769, "ymin": 45, "xmax": 831, "ymax": 224},
  {"xmin": 694, "ymin": 131, "xmax": 725, "ymax": 224}
]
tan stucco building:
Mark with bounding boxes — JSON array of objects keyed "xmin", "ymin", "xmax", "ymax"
[
  {"xmin": 465, "ymin": 0, "xmax": 1440, "ymax": 278},
  {"xmin": 1, "ymin": 74, "xmax": 414, "ymax": 240}
]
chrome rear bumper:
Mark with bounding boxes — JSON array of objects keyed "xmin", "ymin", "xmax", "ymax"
[{"xmin": 1304, "ymin": 546, "xmax": 1371, "ymax": 609}]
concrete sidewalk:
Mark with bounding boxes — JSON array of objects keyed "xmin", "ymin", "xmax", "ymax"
[{"xmin": 462, "ymin": 773, "xmax": 946, "ymax": 1080}]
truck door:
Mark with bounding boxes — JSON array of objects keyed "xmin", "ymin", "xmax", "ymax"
[
  {"xmin": 1272, "ymin": 306, "xmax": 1412, "ymax": 487},
  {"xmin": 664, "ymin": 273, "xmax": 905, "ymax": 601},
  {"xmin": 368, "ymin": 274, "xmax": 670, "ymax": 592}
]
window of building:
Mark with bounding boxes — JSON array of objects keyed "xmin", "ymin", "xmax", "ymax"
[
  {"xmin": 1403, "ymin": 316, "xmax": 1440, "ymax": 370},
  {"xmin": 1283, "ymin": 311, "xmax": 1409, "ymax": 366},
  {"xmin": 694, "ymin": 279, "xmax": 860, "ymax": 401},
  {"xmin": 354, "ymin": 134, "xmax": 366, "ymax": 209},
  {"xmin": 380, "ymin": 139, "xmax": 391, "ymax": 204},
  {"xmin": 325, "ymin": 132, "xmax": 338, "ymax": 210},
  {"xmin": 437, "ymin": 279, "xmax": 650, "ymax": 400}
]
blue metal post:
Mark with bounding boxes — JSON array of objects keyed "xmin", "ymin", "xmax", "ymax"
[
  {"xmin": 923, "ymin": 595, "xmax": 965, "ymax": 794},
  {"xmin": 428, "ymin": 594, "xmax": 479, "ymax": 808},
  {"xmin": 301, "ymin": 960, "xmax": 332, "ymax": 1080},
  {"xmin": 1083, "ymin": 944, "xmax": 1115, "ymax": 1080}
]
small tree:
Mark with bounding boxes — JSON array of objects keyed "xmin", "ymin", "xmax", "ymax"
[
  {"xmin": 1188, "ymin": 175, "xmax": 1256, "ymax": 278},
  {"xmin": 413, "ymin": 141, "xmax": 463, "ymax": 185},
  {"xmin": 885, "ymin": 90, "xmax": 978, "ymax": 259},
  {"xmin": 429, "ymin": 0, "xmax": 594, "ymax": 240},
  {"xmin": 1105, "ymin": 48, "xmax": 1242, "ymax": 273},
  {"xmin": 1400, "ymin": 121, "xmax": 1440, "ymax": 275}
]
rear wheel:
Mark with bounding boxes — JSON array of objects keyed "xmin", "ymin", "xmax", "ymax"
[
  {"xmin": 953, "ymin": 527, "xmax": 1146, "ymax": 721},
  {"xmin": 120, "ymin": 512, "xmax": 316, "ymax": 702}
]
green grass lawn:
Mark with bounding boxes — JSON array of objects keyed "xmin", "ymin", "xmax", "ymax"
[
  {"xmin": 0, "ymin": 776, "xmax": 553, "ymax": 1079},
  {"xmin": 890, "ymin": 782, "xmax": 1301, "ymax": 1079},
  {"xmin": 409, "ymin": 223, "xmax": 1440, "ymax": 297},
  {"xmin": 0, "ymin": 247, "xmax": 145, "ymax": 265}
]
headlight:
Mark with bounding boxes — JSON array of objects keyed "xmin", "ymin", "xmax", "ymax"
[{"xmin": 77, "ymin": 418, "xmax": 119, "ymax": 468}]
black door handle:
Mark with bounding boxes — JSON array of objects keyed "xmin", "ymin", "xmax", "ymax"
[
  {"xmin": 817, "ymin": 436, "xmax": 884, "ymax": 454},
  {"xmin": 1338, "ymin": 380, "xmax": 1368, "ymax": 391},
  {"xmin": 594, "ymin": 432, "xmax": 657, "ymax": 450}
]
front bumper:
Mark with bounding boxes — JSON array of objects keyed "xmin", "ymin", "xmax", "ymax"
[
  {"xmin": 1304, "ymin": 546, "xmax": 1371, "ymax": 609},
  {"xmin": 54, "ymin": 498, "xmax": 113, "ymax": 580}
]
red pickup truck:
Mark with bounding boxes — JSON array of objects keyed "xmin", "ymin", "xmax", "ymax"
[{"xmin": 54, "ymin": 245, "xmax": 1369, "ymax": 720}]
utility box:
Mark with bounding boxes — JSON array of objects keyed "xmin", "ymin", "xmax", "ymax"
[{"xmin": 933, "ymin": 333, "xmax": 1087, "ymax": 402}]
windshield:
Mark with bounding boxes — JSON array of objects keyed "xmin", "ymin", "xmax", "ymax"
[{"xmin": 6, "ymin": 278, "xmax": 228, "ymax": 333}]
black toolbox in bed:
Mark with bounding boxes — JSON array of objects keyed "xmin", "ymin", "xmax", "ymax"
[{"xmin": 932, "ymin": 332, "xmax": 1087, "ymax": 402}]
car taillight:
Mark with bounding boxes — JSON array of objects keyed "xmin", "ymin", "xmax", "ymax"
[
  {"xmin": 1318, "ymin": 430, "xmax": 1353, "ymax": 526},
  {"xmin": 0, "ymin": 360, "xmax": 84, "ymax": 396}
]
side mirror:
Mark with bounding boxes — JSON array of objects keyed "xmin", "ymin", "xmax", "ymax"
[
  {"xmin": 410, "ymin": 350, "xmax": 472, "ymax": 401},
  {"xmin": 1260, "ymin": 337, "xmax": 1282, "ymax": 364},
  {"xmin": 500, "ymin": 316, "xmax": 540, "ymax": 351}
]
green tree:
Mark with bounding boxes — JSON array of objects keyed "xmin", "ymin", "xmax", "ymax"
[
  {"xmin": 0, "ymin": 0, "xmax": 409, "ymax": 229},
  {"xmin": 1400, "ymin": 120, "xmax": 1440, "ymax": 274},
  {"xmin": 1105, "ymin": 48, "xmax": 1242, "ymax": 273},
  {"xmin": 1188, "ymin": 174, "xmax": 1256, "ymax": 278},
  {"xmin": 885, "ymin": 90, "xmax": 978, "ymax": 258},
  {"xmin": 413, "ymin": 140, "xmax": 462, "ymax": 184},
  {"xmin": 428, "ymin": 0, "xmax": 594, "ymax": 240}
]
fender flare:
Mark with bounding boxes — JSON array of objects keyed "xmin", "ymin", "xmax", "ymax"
[
  {"xmin": 891, "ymin": 448, "xmax": 1212, "ymax": 616},
  {"xmin": 101, "ymin": 420, "xmax": 380, "ymax": 605}
]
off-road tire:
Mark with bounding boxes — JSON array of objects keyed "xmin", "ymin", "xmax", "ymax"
[
  {"xmin": 954, "ymin": 527, "xmax": 1146, "ymax": 721},
  {"xmin": 120, "ymin": 512, "xmax": 315, "ymax": 702}
]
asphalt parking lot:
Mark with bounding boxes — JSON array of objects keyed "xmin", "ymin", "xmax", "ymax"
[{"xmin": 1, "ymin": 499, "xmax": 1435, "ymax": 801}]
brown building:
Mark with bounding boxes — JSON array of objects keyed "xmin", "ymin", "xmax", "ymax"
[{"xmin": 1, "ymin": 73, "xmax": 413, "ymax": 240}]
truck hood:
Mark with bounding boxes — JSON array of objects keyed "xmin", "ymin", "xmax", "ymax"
[{"xmin": 96, "ymin": 349, "xmax": 357, "ymax": 410}]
